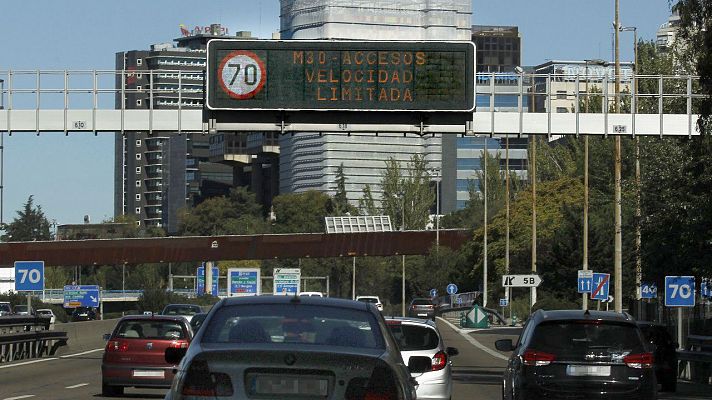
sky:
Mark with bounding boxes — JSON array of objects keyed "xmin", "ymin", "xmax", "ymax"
[{"xmin": 0, "ymin": 0, "xmax": 674, "ymax": 227}]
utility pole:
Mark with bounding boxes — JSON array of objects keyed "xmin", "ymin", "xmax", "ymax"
[
  {"xmin": 614, "ymin": 0, "xmax": 623, "ymax": 313},
  {"xmin": 505, "ymin": 133, "xmax": 511, "ymax": 313},
  {"xmin": 483, "ymin": 137, "xmax": 488, "ymax": 308},
  {"xmin": 531, "ymin": 134, "xmax": 537, "ymax": 308}
]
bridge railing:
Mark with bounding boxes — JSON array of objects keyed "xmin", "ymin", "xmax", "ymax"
[
  {"xmin": 0, "ymin": 70, "xmax": 704, "ymax": 135},
  {"xmin": 0, "ymin": 316, "xmax": 67, "ymax": 363}
]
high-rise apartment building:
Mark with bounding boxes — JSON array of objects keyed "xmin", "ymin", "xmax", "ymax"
[
  {"xmin": 656, "ymin": 10, "xmax": 680, "ymax": 51},
  {"xmin": 471, "ymin": 25, "xmax": 521, "ymax": 73},
  {"xmin": 278, "ymin": 0, "xmax": 471, "ymax": 210},
  {"xmin": 115, "ymin": 25, "xmax": 246, "ymax": 234}
]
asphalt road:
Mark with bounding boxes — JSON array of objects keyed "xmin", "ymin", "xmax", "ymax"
[{"xmin": 0, "ymin": 319, "xmax": 709, "ymax": 400}]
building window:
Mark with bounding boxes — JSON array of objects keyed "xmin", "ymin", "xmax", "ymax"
[
  {"xmin": 136, "ymin": 85, "xmax": 142, "ymax": 92},
  {"xmin": 135, "ymin": 139, "xmax": 141, "ymax": 147},
  {"xmin": 556, "ymin": 90, "xmax": 567, "ymax": 100},
  {"xmin": 135, "ymin": 194, "xmax": 141, "ymax": 201},
  {"xmin": 136, "ymin": 153, "xmax": 141, "ymax": 160},
  {"xmin": 457, "ymin": 158, "xmax": 482, "ymax": 170},
  {"xmin": 136, "ymin": 221, "xmax": 141, "ymax": 227},
  {"xmin": 135, "ymin": 180, "xmax": 141, "ymax": 187},
  {"xmin": 137, "ymin": 73, "xmax": 142, "ymax": 79},
  {"xmin": 135, "ymin": 167, "xmax": 141, "ymax": 174},
  {"xmin": 135, "ymin": 207, "xmax": 141, "ymax": 214},
  {"xmin": 556, "ymin": 107, "xmax": 570, "ymax": 113},
  {"xmin": 137, "ymin": 58, "xmax": 143, "ymax": 66},
  {"xmin": 136, "ymin": 99, "xmax": 142, "ymax": 106}
]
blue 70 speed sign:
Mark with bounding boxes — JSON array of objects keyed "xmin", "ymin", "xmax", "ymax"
[{"xmin": 664, "ymin": 276, "xmax": 695, "ymax": 307}]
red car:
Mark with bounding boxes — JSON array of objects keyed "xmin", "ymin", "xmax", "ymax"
[{"xmin": 101, "ymin": 315, "xmax": 192, "ymax": 396}]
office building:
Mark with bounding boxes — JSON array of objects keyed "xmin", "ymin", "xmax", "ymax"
[
  {"xmin": 471, "ymin": 25, "xmax": 521, "ymax": 73},
  {"xmin": 115, "ymin": 25, "xmax": 253, "ymax": 234},
  {"xmin": 656, "ymin": 10, "xmax": 680, "ymax": 51},
  {"xmin": 278, "ymin": 0, "xmax": 471, "ymax": 209}
]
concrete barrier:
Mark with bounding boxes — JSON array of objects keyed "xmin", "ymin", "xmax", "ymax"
[{"xmin": 54, "ymin": 319, "xmax": 119, "ymax": 355}]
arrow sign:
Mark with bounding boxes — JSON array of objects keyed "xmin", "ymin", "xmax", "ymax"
[{"xmin": 502, "ymin": 274, "xmax": 542, "ymax": 287}]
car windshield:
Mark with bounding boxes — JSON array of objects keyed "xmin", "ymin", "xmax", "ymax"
[
  {"xmin": 115, "ymin": 320, "xmax": 186, "ymax": 340},
  {"xmin": 163, "ymin": 305, "xmax": 201, "ymax": 315},
  {"xmin": 530, "ymin": 321, "xmax": 645, "ymax": 358},
  {"xmin": 14, "ymin": 306, "xmax": 28, "ymax": 312},
  {"xmin": 388, "ymin": 323, "xmax": 439, "ymax": 351},
  {"xmin": 0, "ymin": 304, "xmax": 12, "ymax": 312},
  {"xmin": 358, "ymin": 298, "xmax": 379, "ymax": 303},
  {"xmin": 202, "ymin": 304, "xmax": 385, "ymax": 349}
]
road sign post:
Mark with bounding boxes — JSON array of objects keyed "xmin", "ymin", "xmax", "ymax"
[
  {"xmin": 665, "ymin": 276, "xmax": 695, "ymax": 350},
  {"xmin": 197, "ymin": 265, "xmax": 219, "ymax": 296},
  {"xmin": 447, "ymin": 283, "xmax": 458, "ymax": 308}
]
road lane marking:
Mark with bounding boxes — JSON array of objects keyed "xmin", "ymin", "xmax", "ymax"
[
  {"xmin": 59, "ymin": 348, "xmax": 104, "ymax": 358},
  {"xmin": 436, "ymin": 316, "xmax": 510, "ymax": 361},
  {"xmin": 0, "ymin": 358, "xmax": 58, "ymax": 369},
  {"xmin": 65, "ymin": 383, "xmax": 89, "ymax": 389},
  {"xmin": 3, "ymin": 395, "xmax": 36, "ymax": 400}
]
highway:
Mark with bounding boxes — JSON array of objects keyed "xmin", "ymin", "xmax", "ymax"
[{"xmin": 0, "ymin": 318, "xmax": 709, "ymax": 400}]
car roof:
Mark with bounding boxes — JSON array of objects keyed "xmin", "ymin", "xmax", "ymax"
[
  {"xmin": 118, "ymin": 315, "xmax": 191, "ymax": 323},
  {"xmin": 356, "ymin": 296, "xmax": 379, "ymax": 299},
  {"xmin": 533, "ymin": 309, "xmax": 637, "ymax": 324},
  {"xmin": 36, "ymin": 308, "xmax": 53, "ymax": 312},
  {"xmin": 384, "ymin": 316, "xmax": 437, "ymax": 328},
  {"xmin": 163, "ymin": 303, "xmax": 201, "ymax": 308},
  {"xmin": 220, "ymin": 295, "xmax": 370, "ymax": 311}
]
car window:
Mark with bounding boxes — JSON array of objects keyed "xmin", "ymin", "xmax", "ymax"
[
  {"xmin": 202, "ymin": 304, "xmax": 385, "ymax": 350},
  {"xmin": 411, "ymin": 299, "xmax": 433, "ymax": 306},
  {"xmin": 115, "ymin": 320, "xmax": 187, "ymax": 340},
  {"xmin": 530, "ymin": 321, "xmax": 645, "ymax": 357},
  {"xmin": 387, "ymin": 324, "xmax": 439, "ymax": 351},
  {"xmin": 358, "ymin": 298, "xmax": 379, "ymax": 303},
  {"xmin": 164, "ymin": 305, "xmax": 201, "ymax": 315}
]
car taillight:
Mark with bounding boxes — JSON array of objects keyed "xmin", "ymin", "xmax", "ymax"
[
  {"xmin": 169, "ymin": 340, "xmax": 189, "ymax": 349},
  {"xmin": 181, "ymin": 359, "xmax": 233, "ymax": 397},
  {"xmin": 521, "ymin": 350, "xmax": 556, "ymax": 366},
  {"xmin": 623, "ymin": 352, "xmax": 654, "ymax": 369},
  {"xmin": 432, "ymin": 351, "xmax": 448, "ymax": 371},
  {"xmin": 105, "ymin": 340, "xmax": 129, "ymax": 352}
]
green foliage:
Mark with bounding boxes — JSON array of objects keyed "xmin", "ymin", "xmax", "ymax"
[
  {"xmin": 532, "ymin": 295, "xmax": 580, "ymax": 312},
  {"xmin": 178, "ymin": 186, "xmax": 267, "ymax": 236},
  {"xmin": 358, "ymin": 184, "xmax": 378, "ymax": 215},
  {"xmin": 333, "ymin": 164, "xmax": 357, "ymax": 215},
  {"xmin": 1, "ymin": 196, "xmax": 52, "ymax": 242},
  {"xmin": 271, "ymin": 191, "xmax": 333, "ymax": 233},
  {"xmin": 380, "ymin": 154, "xmax": 435, "ymax": 230}
]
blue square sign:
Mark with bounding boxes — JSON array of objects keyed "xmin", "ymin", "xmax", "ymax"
[
  {"xmin": 665, "ymin": 276, "xmax": 695, "ymax": 307},
  {"xmin": 641, "ymin": 282, "xmax": 658, "ymax": 299},
  {"xmin": 590, "ymin": 273, "xmax": 610, "ymax": 301},
  {"xmin": 14, "ymin": 261, "xmax": 44, "ymax": 291}
]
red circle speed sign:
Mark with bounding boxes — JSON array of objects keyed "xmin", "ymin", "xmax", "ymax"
[{"xmin": 217, "ymin": 50, "xmax": 266, "ymax": 100}]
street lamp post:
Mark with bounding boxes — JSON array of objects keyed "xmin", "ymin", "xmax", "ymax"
[
  {"xmin": 614, "ymin": 0, "xmax": 623, "ymax": 313},
  {"xmin": 483, "ymin": 137, "xmax": 488, "ymax": 309},
  {"xmin": 431, "ymin": 168, "xmax": 441, "ymax": 250}
]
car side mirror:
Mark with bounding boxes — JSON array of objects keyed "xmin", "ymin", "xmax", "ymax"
[
  {"xmin": 495, "ymin": 339, "xmax": 515, "ymax": 352},
  {"xmin": 165, "ymin": 347, "xmax": 188, "ymax": 365},
  {"xmin": 102, "ymin": 333, "xmax": 111, "ymax": 341},
  {"xmin": 408, "ymin": 356, "xmax": 432, "ymax": 374},
  {"xmin": 446, "ymin": 346, "xmax": 459, "ymax": 356}
]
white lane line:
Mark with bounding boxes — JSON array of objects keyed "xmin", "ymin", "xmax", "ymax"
[
  {"xmin": 437, "ymin": 316, "xmax": 510, "ymax": 361},
  {"xmin": 3, "ymin": 395, "xmax": 36, "ymax": 400},
  {"xmin": 0, "ymin": 358, "xmax": 58, "ymax": 369},
  {"xmin": 65, "ymin": 383, "xmax": 90, "ymax": 389},
  {"xmin": 59, "ymin": 348, "xmax": 104, "ymax": 358}
]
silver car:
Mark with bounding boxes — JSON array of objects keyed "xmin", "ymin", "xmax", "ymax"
[
  {"xmin": 164, "ymin": 296, "xmax": 431, "ymax": 400},
  {"xmin": 386, "ymin": 317, "xmax": 458, "ymax": 400},
  {"xmin": 160, "ymin": 304, "xmax": 202, "ymax": 323}
]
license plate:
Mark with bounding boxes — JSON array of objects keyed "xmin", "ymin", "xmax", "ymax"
[
  {"xmin": 250, "ymin": 374, "xmax": 329, "ymax": 397},
  {"xmin": 132, "ymin": 369, "xmax": 165, "ymax": 378},
  {"xmin": 566, "ymin": 365, "xmax": 611, "ymax": 377}
]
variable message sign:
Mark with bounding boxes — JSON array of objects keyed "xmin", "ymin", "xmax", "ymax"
[{"xmin": 207, "ymin": 40, "xmax": 475, "ymax": 112}]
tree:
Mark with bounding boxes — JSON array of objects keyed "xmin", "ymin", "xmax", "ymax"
[
  {"xmin": 1, "ymin": 196, "xmax": 52, "ymax": 242},
  {"xmin": 271, "ymin": 191, "xmax": 334, "ymax": 233},
  {"xmin": 178, "ymin": 186, "xmax": 267, "ymax": 236},
  {"xmin": 333, "ymin": 164, "xmax": 350, "ymax": 215},
  {"xmin": 380, "ymin": 154, "xmax": 435, "ymax": 230},
  {"xmin": 358, "ymin": 184, "xmax": 378, "ymax": 215}
]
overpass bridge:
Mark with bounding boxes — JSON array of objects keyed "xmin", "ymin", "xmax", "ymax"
[{"xmin": 0, "ymin": 70, "xmax": 702, "ymax": 137}]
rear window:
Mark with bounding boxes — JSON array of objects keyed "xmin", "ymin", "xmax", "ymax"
[
  {"xmin": 163, "ymin": 305, "xmax": 201, "ymax": 316},
  {"xmin": 411, "ymin": 299, "xmax": 434, "ymax": 306},
  {"xmin": 115, "ymin": 320, "xmax": 187, "ymax": 340},
  {"xmin": 357, "ymin": 298, "xmax": 379, "ymax": 303},
  {"xmin": 202, "ymin": 304, "xmax": 385, "ymax": 350},
  {"xmin": 387, "ymin": 323, "xmax": 439, "ymax": 351},
  {"xmin": 530, "ymin": 321, "xmax": 645, "ymax": 357}
]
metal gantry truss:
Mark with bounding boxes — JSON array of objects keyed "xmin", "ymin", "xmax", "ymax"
[{"xmin": 0, "ymin": 69, "xmax": 704, "ymax": 136}]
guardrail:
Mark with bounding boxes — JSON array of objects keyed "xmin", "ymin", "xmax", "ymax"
[
  {"xmin": 0, "ymin": 316, "xmax": 67, "ymax": 363},
  {"xmin": 679, "ymin": 335, "xmax": 712, "ymax": 384}
]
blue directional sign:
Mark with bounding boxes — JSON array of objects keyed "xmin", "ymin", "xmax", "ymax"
[
  {"xmin": 699, "ymin": 279, "xmax": 709, "ymax": 299},
  {"xmin": 665, "ymin": 276, "xmax": 695, "ymax": 307},
  {"xmin": 577, "ymin": 270, "xmax": 593, "ymax": 294},
  {"xmin": 499, "ymin": 298, "xmax": 509, "ymax": 307},
  {"xmin": 14, "ymin": 261, "xmax": 44, "ymax": 291},
  {"xmin": 196, "ymin": 264, "xmax": 219, "ymax": 296},
  {"xmin": 641, "ymin": 282, "xmax": 658, "ymax": 299},
  {"xmin": 63, "ymin": 285, "xmax": 100, "ymax": 308},
  {"xmin": 430, "ymin": 288, "xmax": 438, "ymax": 298},
  {"xmin": 446, "ymin": 283, "xmax": 458, "ymax": 295},
  {"xmin": 590, "ymin": 273, "xmax": 610, "ymax": 301}
]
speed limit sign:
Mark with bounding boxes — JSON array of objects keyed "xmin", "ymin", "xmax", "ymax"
[{"xmin": 218, "ymin": 50, "xmax": 266, "ymax": 99}]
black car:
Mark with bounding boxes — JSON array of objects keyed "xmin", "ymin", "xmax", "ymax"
[
  {"xmin": 189, "ymin": 312, "xmax": 208, "ymax": 333},
  {"xmin": 637, "ymin": 321, "xmax": 677, "ymax": 392},
  {"xmin": 71, "ymin": 307, "xmax": 97, "ymax": 322},
  {"xmin": 496, "ymin": 310, "xmax": 656, "ymax": 400},
  {"xmin": 407, "ymin": 298, "xmax": 436, "ymax": 320}
]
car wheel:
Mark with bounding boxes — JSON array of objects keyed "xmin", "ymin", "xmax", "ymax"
[
  {"xmin": 102, "ymin": 383, "xmax": 124, "ymax": 397},
  {"xmin": 661, "ymin": 375, "xmax": 676, "ymax": 392}
]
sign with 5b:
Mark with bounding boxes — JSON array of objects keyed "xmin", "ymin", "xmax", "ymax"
[
  {"xmin": 640, "ymin": 282, "xmax": 657, "ymax": 299},
  {"xmin": 664, "ymin": 276, "xmax": 695, "ymax": 307},
  {"xmin": 14, "ymin": 261, "xmax": 44, "ymax": 291}
]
